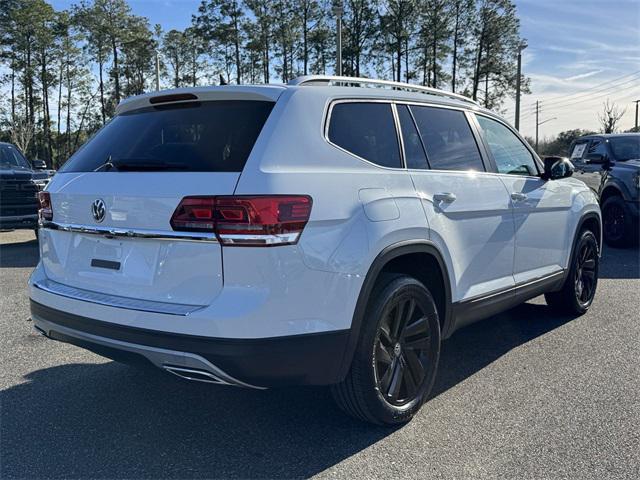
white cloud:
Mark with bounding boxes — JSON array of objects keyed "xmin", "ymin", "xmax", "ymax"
[{"xmin": 564, "ymin": 70, "xmax": 605, "ymax": 82}]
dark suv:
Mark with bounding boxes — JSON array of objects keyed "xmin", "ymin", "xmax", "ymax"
[
  {"xmin": 570, "ymin": 133, "xmax": 639, "ymax": 247},
  {"xmin": 0, "ymin": 142, "xmax": 51, "ymax": 234}
]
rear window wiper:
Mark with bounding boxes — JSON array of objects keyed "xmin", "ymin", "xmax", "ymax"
[{"xmin": 93, "ymin": 155, "xmax": 117, "ymax": 172}]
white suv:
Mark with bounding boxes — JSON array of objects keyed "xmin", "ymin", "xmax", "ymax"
[{"xmin": 30, "ymin": 76, "xmax": 601, "ymax": 425}]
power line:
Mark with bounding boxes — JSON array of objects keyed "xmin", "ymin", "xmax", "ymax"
[
  {"xmin": 538, "ymin": 74, "xmax": 640, "ymax": 109},
  {"xmin": 520, "ymin": 82, "xmax": 640, "ymax": 120},
  {"xmin": 503, "ymin": 70, "xmax": 640, "ymax": 115},
  {"xmin": 538, "ymin": 70, "xmax": 640, "ymax": 105}
]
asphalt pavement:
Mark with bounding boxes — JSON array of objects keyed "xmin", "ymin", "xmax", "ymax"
[{"xmin": 1, "ymin": 229, "xmax": 639, "ymax": 479}]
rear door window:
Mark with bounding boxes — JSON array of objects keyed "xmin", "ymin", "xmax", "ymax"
[
  {"xmin": 60, "ymin": 100, "xmax": 274, "ymax": 172},
  {"xmin": 410, "ymin": 106, "xmax": 485, "ymax": 171},
  {"xmin": 328, "ymin": 102, "xmax": 402, "ymax": 168}
]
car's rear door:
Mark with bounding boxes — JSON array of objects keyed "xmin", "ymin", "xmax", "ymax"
[{"xmin": 399, "ymin": 104, "xmax": 516, "ymax": 303}]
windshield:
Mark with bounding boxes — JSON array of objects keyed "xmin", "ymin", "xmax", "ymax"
[
  {"xmin": 609, "ymin": 136, "xmax": 640, "ymax": 161},
  {"xmin": 0, "ymin": 144, "xmax": 31, "ymax": 170},
  {"xmin": 61, "ymin": 100, "xmax": 274, "ymax": 173}
]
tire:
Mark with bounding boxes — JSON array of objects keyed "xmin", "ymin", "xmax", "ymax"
[
  {"xmin": 602, "ymin": 195, "xmax": 633, "ymax": 248},
  {"xmin": 545, "ymin": 229, "xmax": 599, "ymax": 315},
  {"xmin": 331, "ymin": 275, "xmax": 441, "ymax": 425}
]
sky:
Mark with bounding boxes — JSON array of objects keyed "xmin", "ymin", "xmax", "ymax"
[{"xmin": 43, "ymin": 0, "xmax": 640, "ymax": 139}]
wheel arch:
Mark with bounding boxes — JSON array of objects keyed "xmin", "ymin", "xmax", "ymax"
[
  {"xmin": 336, "ymin": 240, "xmax": 453, "ymax": 381},
  {"xmin": 600, "ymin": 183, "xmax": 625, "ymax": 204},
  {"xmin": 576, "ymin": 211, "xmax": 602, "ymax": 254}
]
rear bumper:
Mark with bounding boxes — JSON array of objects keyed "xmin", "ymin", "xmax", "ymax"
[
  {"xmin": 30, "ymin": 300, "xmax": 350, "ymax": 387},
  {"xmin": 0, "ymin": 214, "xmax": 38, "ymax": 229}
]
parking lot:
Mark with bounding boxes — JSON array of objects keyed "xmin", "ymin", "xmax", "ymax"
[{"xmin": 1, "ymin": 229, "xmax": 639, "ymax": 479}]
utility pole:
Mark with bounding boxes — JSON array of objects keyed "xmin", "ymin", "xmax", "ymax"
[
  {"xmin": 155, "ymin": 51, "xmax": 160, "ymax": 91},
  {"xmin": 535, "ymin": 100, "xmax": 556, "ymax": 153},
  {"xmin": 515, "ymin": 42, "xmax": 527, "ymax": 131},
  {"xmin": 535, "ymin": 100, "xmax": 539, "ymax": 151},
  {"xmin": 634, "ymin": 99, "xmax": 639, "ymax": 131},
  {"xmin": 333, "ymin": 2, "xmax": 343, "ymax": 76}
]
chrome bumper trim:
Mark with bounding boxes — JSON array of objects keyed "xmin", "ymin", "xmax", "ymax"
[
  {"xmin": 31, "ymin": 315, "xmax": 265, "ymax": 390},
  {"xmin": 33, "ymin": 278, "xmax": 204, "ymax": 316},
  {"xmin": 40, "ymin": 221, "xmax": 218, "ymax": 242}
]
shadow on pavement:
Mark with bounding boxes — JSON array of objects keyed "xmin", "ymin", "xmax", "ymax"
[
  {"xmin": 1, "ymin": 303, "xmax": 577, "ymax": 479},
  {"xmin": 598, "ymin": 245, "xmax": 639, "ymax": 279},
  {"xmin": 0, "ymin": 238, "xmax": 39, "ymax": 268},
  {"xmin": 433, "ymin": 303, "xmax": 574, "ymax": 398}
]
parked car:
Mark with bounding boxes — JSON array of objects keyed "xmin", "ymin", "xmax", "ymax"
[
  {"xmin": 569, "ymin": 133, "xmax": 639, "ymax": 247},
  {"xmin": 29, "ymin": 77, "xmax": 601, "ymax": 425},
  {"xmin": 0, "ymin": 142, "xmax": 50, "ymax": 234}
]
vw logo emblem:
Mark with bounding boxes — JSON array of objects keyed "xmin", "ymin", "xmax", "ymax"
[{"xmin": 91, "ymin": 199, "xmax": 106, "ymax": 223}]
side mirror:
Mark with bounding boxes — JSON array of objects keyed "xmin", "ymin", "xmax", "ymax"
[
  {"xmin": 31, "ymin": 159, "xmax": 47, "ymax": 170},
  {"xmin": 585, "ymin": 153, "xmax": 608, "ymax": 164},
  {"xmin": 542, "ymin": 156, "xmax": 574, "ymax": 180}
]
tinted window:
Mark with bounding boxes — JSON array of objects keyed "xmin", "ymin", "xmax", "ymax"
[
  {"xmin": 476, "ymin": 115, "xmax": 538, "ymax": 176},
  {"xmin": 609, "ymin": 136, "xmax": 640, "ymax": 161},
  {"xmin": 410, "ymin": 106, "xmax": 484, "ymax": 171},
  {"xmin": 588, "ymin": 140, "xmax": 607, "ymax": 156},
  {"xmin": 61, "ymin": 101, "xmax": 274, "ymax": 172},
  {"xmin": 328, "ymin": 102, "xmax": 401, "ymax": 168},
  {"xmin": 397, "ymin": 105, "xmax": 429, "ymax": 169},
  {"xmin": 0, "ymin": 144, "xmax": 30, "ymax": 170}
]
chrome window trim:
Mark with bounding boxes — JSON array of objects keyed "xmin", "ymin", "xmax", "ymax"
[
  {"xmin": 40, "ymin": 221, "xmax": 218, "ymax": 242},
  {"xmin": 323, "ymin": 97, "xmax": 508, "ymax": 175}
]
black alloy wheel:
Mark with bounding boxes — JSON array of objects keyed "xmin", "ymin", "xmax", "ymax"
[
  {"xmin": 331, "ymin": 275, "xmax": 441, "ymax": 425},
  {"xmin": 374, "ymin": 297, "xmax": 432, "ymax": 407},
  {"xmin": 602, "ymin": 195, "xmax": 635, "ymax": 247},
  {"xmin": 574, "ymin": 239, "xmax": 598, "ymax": 307},
  {"xmin": 603, "ymin": 200, "xmax": 625, "ymax": 244},
  {"xmin": 545, "ymin": 229, "xmax": 599, "ymax": 315}
]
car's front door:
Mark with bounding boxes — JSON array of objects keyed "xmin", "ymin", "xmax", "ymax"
[
  {"xmin": 473, "ymin": 114, "xmax": 574, "ymax": 284},
  {"xmin": 397, "ymin": 104, "xmax": 516, "ymax": 303},
  {"xmin": 571, "ymin": 138, "xmax": 609, "ymax": 197}
]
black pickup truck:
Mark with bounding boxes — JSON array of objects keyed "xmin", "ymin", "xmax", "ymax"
[
  {"xmin": 0, "ymin": 142, "xmax": 52, "ymax": 234},
  {"xmin": 569, "ymin": 133, "xmax": 639, "ymax": 247}
]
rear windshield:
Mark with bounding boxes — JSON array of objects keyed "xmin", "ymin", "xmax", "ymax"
[{"xmin": 61, "ymin": 100, "xmax": 274, "ymax": 172}]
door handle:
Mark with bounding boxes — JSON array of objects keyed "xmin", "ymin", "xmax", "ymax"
[
  {"xmin": 511, "ymin": 192, "xmax": 527, "ymax": 202},
  {"xmin": 433, "ymin": 192, "xmax": 457, "ymax": 204}
]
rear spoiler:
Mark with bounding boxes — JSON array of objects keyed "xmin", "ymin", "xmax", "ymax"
[{"xmin": 115, "ymin": 85, "xmax": 285, "ymax": 116}]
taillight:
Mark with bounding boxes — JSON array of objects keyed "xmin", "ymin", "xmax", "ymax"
[
  {"xmin": 170, "ymin": 195, "xmax": 312, "ymax": 246},
  {"xmin": 38, "ymin": 191, "xmax": 52, "ymax": 221}
]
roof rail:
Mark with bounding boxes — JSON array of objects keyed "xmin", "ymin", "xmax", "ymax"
[{"xmin": 288, "ymin": 75, "xmax": 479, "ymax": 106}]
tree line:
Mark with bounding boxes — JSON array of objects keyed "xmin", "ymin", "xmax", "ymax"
[{"xmin": 0, "ymin": 0, "xmax": 528, "ymax": 167}]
